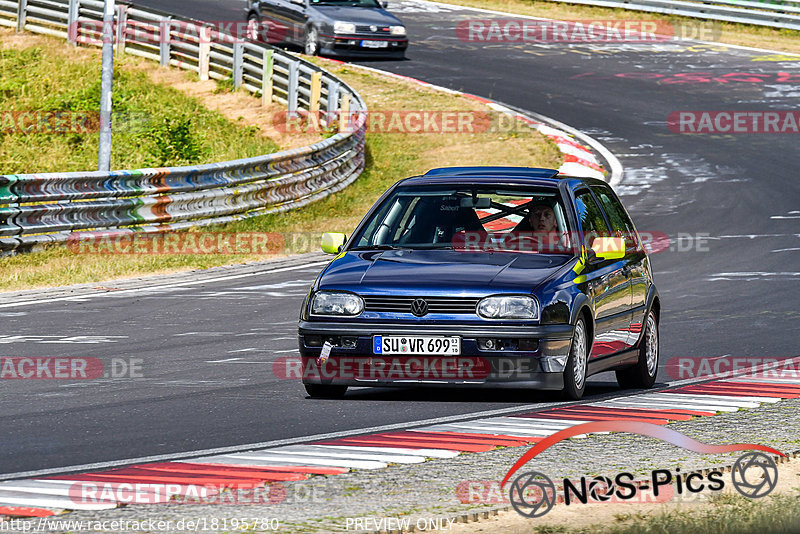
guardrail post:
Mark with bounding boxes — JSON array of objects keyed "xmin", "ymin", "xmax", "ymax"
[
  {"xmin": 16, "ymin": 0, "xmax": 27, "ymax": 32},
  {"xmin": 116, "ymin": 3, "xmax": 128, "ymax": 54},
  {"xmin": 325, "ymin": 80, "xmax": 339, "ymax": 127},
  {"xmin": 233, "ymin": 42, "xmax": 244, "ymax": 89},
  {"xmin": 310, "ymin": 71, "xmax": 322, "ymax": 114},
  {"xmin": 198, "ymin": 26, "xmax": 211, "ymax": 81},
  {"xmin": 287, "ymin": 60, "xmax": 299, "ymax": 112},
  {"xmin": 160, "ymin": 16, "xmax": 171, "ymax": 66},
  {"xmin": 339, "ymin": 92, "xmax": 350, "ymax": 133},
  {"xmin": 261, "ymin": 49, "xmax": 273, "ymax": 106},
  {"xmin": 67, "ymin": 0, "xmax": 79, "ymax": 44}
]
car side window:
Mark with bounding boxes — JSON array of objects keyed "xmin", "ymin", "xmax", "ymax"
[
  {"xmin": 590, "ymin": 185, "xmax": 639, "ymax": 250},
  {"xmin": 574, "ymin": 190, "xmax": 609, "ymax": 247}
]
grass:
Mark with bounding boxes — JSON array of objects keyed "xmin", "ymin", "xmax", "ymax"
[
  {"xmin": 0, "ymin": 30, "xmax": 279, "ymax": 173},
  {"xmin": 0, "ymin": 36, "xmax": 561, "ymax": 291},
  {"xmin": 431, "ymin": 0, "xmax": 800, "ymax": 54}
]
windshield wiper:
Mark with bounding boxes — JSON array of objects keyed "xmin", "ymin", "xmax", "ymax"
[{"xmin": 349, "ymin": 244, "xmax": 404, "ymax": 250}]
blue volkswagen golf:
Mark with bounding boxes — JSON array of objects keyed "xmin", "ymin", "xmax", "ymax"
[{"xmin": 298, "ymin": 167, "xmax": 660, "ymax": 400}]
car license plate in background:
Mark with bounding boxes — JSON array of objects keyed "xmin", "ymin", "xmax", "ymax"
[
  {"xmin": 361, "ymin": 40, "xmax": 388, "ymax": 48},
  {"xmin": 373, "ymin": 336, "xmax": 461, "ymax": 355}
]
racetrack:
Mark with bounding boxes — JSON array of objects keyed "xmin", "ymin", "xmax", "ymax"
[{"xmin": 1, "ymin": 0, "xmax": 798, "ymax": 478}]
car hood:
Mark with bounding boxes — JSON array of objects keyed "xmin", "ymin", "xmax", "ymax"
[
  {"xmin": 312, "ymin": 6, "xmax": 402, "ymax": 26},
  {"xmin": 318, "ymin": 249, "xmax": 569, "ymax": 293}
]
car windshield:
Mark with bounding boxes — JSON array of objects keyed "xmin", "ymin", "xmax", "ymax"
[
  {"xmin": 350, "ymin": 184, "xmax": 575, "ymax": 254},
  {"xmin": 310, "ymin": 0, "xmax": 381, "ymax": 7}
]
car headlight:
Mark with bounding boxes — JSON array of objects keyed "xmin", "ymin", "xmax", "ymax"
[
  {"xmin": 390, "ymin": 25, "xmax": 406, "ymax": 36},
  {"xmin": 311, "ymin": 291, "xmax": 364, "ymax": 316},
  {"xmin": 477, "ymin": 295, "xmax": 539, "ymax": 320},
  {"xmin": 333, "ymin": 21, "xmax": 356, "ymax": 34}
]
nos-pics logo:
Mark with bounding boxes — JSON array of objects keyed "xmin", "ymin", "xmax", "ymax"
[{"xmin": 502, "ymin": 421, "xmax": 783, "ymax": 518}]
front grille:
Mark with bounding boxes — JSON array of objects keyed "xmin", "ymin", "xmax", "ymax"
[
  {"xmin": 363, "ymin": 296, "xmax": 480, "ymax": 315},
  {"xmin": 356, "ymin": 24, "xmax": 390, "ymax": 34}
]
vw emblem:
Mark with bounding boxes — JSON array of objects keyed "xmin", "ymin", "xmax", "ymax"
[
  {"xmin": 370, "ymin": 25, "xmax": 378, "ymax": 32},
  {"xmin": 410, "ymin": 298, "xmax": 428, "ymax": 317}
]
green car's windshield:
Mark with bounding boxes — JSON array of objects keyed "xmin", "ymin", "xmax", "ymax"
[{"xmin": 349, "ymin": 185, "xmax": 575, "ymax": 254}]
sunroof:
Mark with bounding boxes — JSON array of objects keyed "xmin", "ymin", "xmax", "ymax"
[{"xmin": 423, "ymin": 166, "xmax": 559, "ymax": 178}]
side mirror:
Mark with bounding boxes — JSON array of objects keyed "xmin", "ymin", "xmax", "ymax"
[
  {"xmin": 321, "ymin": 232, "xmax": 347, "ymax": 254},
  {"xmin": 590, "ymin": 236, "xmax": 625, "ymax": 261},
  {"xmin": 382, "ymin": 1, "xmax": 389, "ymax": 7}
]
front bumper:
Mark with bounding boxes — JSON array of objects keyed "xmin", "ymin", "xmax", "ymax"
[
  {"xmin": 320, "ymin": 33, "xmax": 408, "ymax": 58},
  {"xmin": 297, "ymin": 321, "xmax": 573, "ymax": 390}
]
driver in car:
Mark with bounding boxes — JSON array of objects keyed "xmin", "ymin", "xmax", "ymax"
[{"xmin": 512, "ymin": 202, "xmax": 569, "ymax": 253}]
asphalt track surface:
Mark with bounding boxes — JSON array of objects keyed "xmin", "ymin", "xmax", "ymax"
[{"xmin": 1, "ymin": 0, "xmax": 798, "ymax": 475}]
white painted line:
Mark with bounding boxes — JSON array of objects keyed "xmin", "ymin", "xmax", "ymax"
[
  {"xmin": 180, "ymin": 456, "xmax": 345, "ymax": 468},
  {"xmin": 11, "ymin": 480, "xmax": 188, "ymax": 498},
  {"xmin": 635, "ymin": 393, "xmax": 764, "ymax": 408},
  {"xmin": 599, "ymin": 399, "xmax": 738, "ymax": 412},
  {"xmin": 0, "ymin": 261, "xmax": 329, "ymax": 309},
  {"xmin": 654, "ymin": 392, "xmax": 781, "ymax": 404},
  {"xmin": 506, "ymin": 416, "xmax": 593, "ymax": 425},
  {"xmin": 293, "ymin": 445, "xmax": 459, "ymax": 459},
  {"xmin": 416, "ymin": 423, "xmax": 557, "ymax": 437},
  {"xmin": 0, "ymin": 490, "xmax": 117, "ymax": 510},
  {"xmin": 486, "ymin": 417, "xmax": 583, "ymax": 429},
  {"xmin": 209, "ymin": 454, "xmax": 386, "ymax": 470},
  {"xmin": 421, "ymin": 418, "xmax": 579, "ymax": 432},
  {"xmin": 271, "ymin": 446, "xmax": 426, "ymax": 464},
  {"xmin": 0, "ymin": 482, "xmax": 116, "ymax": 500},
  {"xmin": 722, "ymin": 377, "xmax": 800, "ymax": 385}
]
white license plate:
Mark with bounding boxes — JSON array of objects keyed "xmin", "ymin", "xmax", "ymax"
[
  {"xmin": 373, "ymin": 336, "xmax": 460, "ymax": 355},
  {"xmin": 361, "ymin": 40, "xmax": 388, "ymax": 48}
]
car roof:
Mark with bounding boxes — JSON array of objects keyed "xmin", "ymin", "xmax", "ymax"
[{"xmin": 397, "ymin": 167, "xmax": 606, "ymax": 190}]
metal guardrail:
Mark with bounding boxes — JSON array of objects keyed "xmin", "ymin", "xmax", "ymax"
[
  {"xmin": 548, "ymin": 0, "xmax": 800, "ymax": 31},
  {"xmin": 0, "ymin": 0, "xmax": 368, "ymax": 253}
]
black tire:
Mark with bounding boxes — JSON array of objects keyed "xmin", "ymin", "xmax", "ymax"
[
  {"xmin": 304, "ymin": 383, "xmax": 347, "ymax": 399},
  {"xmin": 616, "ymin": 310, "xmax": 659, "ymax": 389},
  {"xmin": 562, "ymin": 317, "xmax": 589, "ymax": 400},
  {"xmin": 247, "ymin": 13, "xmax": 262, "ymax": 42},
  {"xmin": 304, "ymin": 26, "xmax": 320, "ymax": 56}
]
